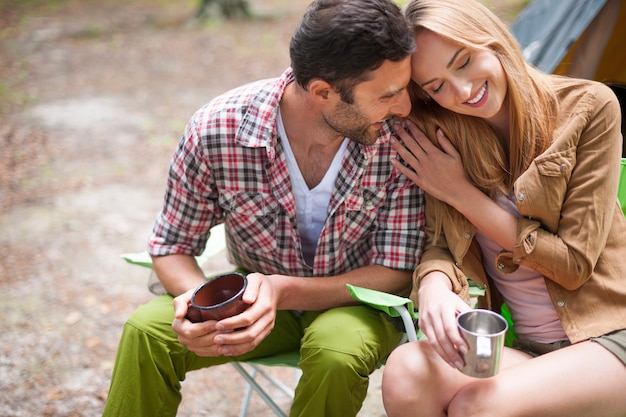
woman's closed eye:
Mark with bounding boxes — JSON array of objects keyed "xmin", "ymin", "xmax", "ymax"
[
  {"xmin": 431, "ymin": 56, "xmax": 472, "ymax": 94},
  {"xmin": 458, "ymin": 55, "xmax": 471, "ymax": 70}
]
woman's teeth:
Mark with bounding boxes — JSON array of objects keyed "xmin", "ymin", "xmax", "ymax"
[{"xmin": 466, "ymin": 83, "xmax": 486, "ymax": 104}]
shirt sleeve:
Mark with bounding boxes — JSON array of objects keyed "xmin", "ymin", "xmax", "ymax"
[
  {"xmin": 369, "ymin": 170, "xmax": 426, "ymax": 271},
  {"xmin": 148, "ymin": 114, "xmax": 223, "ymax": 257}
]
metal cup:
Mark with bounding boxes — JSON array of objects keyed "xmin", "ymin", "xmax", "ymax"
[{"xmin": 457, "ymin": 309, "xmax": 508, "ymax": 378}]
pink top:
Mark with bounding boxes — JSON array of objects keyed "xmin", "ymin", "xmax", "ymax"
[{"xmin": 474, "ymin": 193, "xmax": 568, "ymax": 343}]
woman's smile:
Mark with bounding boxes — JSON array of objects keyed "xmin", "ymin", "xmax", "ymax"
[
  {"xmin": 411, "ymin": 30, "xmax": 508, "ymax": 129},
  {"xmin": 465, "ymin": 82, "xmax": 487, "ymax": 106}
]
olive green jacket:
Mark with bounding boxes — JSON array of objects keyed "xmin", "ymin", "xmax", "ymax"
[{"xmin": 413, "ymin": 76, "xmax": 626, "ymax": 343}]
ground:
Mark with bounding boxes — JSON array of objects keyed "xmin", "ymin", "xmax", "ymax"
[{"xmin": 0, "ymin": 1, "xmax": 525, "ymax": 416}]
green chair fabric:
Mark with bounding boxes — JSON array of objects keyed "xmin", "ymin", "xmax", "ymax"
[
  {"xmin": 346, "ymin": 284, "xmax": 418, "ymax": 319},
  {"xmin": 619, "ymin": 158, "xmax": 626, "ymax": 216},
  {"xmin": 121, "ymin": 223, "xmax": 227, "ymax": 269}
]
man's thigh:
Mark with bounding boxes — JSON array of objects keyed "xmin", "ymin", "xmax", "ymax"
[
  {"xmin": 300, "ymin": 305, "xmax": 403, "ymax": 363},
  {"xmin": 128, "ymin": 295, "xmax": 308, "ymax": 371}
]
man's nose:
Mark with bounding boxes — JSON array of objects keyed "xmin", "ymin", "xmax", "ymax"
[{"xmin": 390, "ymin": 89, "xmax": 412, "ymax": 117}]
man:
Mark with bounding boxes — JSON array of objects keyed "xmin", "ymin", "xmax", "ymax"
[{"xmin": 103, "ymin": 0, "xmax": 424, "ymax": 415}]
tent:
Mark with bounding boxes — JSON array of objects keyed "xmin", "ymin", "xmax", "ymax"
[{"xmin": 510, "ymin": 0, "xmax": 626, "ymax": 155}]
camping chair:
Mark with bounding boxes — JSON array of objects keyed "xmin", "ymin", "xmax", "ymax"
[
  {"xmin": 121, "ymin": 224, "xmax": 424, "ymax": 417},
  {"xmin": 617, "ymin": 158, "xmax": 626, "ymax": 216}
]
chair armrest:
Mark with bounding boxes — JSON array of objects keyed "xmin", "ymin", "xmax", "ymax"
[
  {"xmin": 346, "ymin": 284, "xmax": 419, "ymax": 342},
  {"xmin": 120, "ymin": 223, "xmax": 228, "ymax": 269}
]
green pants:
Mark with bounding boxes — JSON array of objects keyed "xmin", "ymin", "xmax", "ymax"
[{"xmin": 102, "ymin": 294, "xmax": 402, "ymax": 417}]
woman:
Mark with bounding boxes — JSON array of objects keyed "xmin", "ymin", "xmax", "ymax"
[{"xmin": 383, "ymin": 0, "xmax": 626, "ymax": 416}]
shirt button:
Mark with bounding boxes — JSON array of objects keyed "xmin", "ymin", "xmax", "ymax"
[
  {"xmin": 559, "ymin": 163, "xmax": 567, "ymax": 172},
  {"xmin": 364, "ymin": 200, "xmax": 374, "ymax": 208},
  {"xmin": 464, "ymin": 232, "xmax": 471, "ymax": 239},
  {"xmin": 557, "ymin": 301, "xmax": 565, "ymax": 307},
  {"xmin": 517, "ymin": 193, "xmax": 525, "ymax": 201},
  {"xmin": 498, "ymin": 263, "xmax": 505, "ymax": 270}
]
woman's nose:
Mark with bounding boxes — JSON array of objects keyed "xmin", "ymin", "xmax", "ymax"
[{"xmin": 451, "ymin": 79, "xmax": 472, "ymax": 102}]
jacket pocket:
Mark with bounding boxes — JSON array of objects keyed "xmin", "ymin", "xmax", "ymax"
[{"xmin": 523, "ymin": 148, "xmax": 575, "ymax": 213}]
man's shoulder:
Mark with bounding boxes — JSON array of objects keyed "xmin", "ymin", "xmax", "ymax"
[
  {"xmin": 200, "ymin": 78, "xmax": 278, "ymax": 113},
  {"xmin": 199, "ymin": 69, "xmax": 292, "ymax": 115}
]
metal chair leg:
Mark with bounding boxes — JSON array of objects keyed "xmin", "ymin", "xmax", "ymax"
[
  {"xmin": 231, "ymin": 362, "xmax": 295, "ymax": 417},
  {"xmin": 238, "ymin": 365, "xmax": 257, "ymax": 417}
]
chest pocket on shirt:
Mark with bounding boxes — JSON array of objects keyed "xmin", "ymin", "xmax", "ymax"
[
  {"xmin": 342, "ymin": 187, "xmax": 386, "ymax": 244},
  {"xmin": 526, "ymin": 150, "xmax": 575, "ymax": 214},
  {"xmin": 219, "ymin": 191, "xmax": 279, "ymax": 253}
]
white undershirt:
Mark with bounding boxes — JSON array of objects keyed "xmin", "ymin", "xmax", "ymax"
[{"xmin": 277, "ymin": 110, "xmax": 349, "ymax": 266}]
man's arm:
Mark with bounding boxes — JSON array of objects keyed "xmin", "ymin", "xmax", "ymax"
[
  {"xmin": 152, "ymin": 254, "xmax": 207, "ymax": 297},
  {"xmin": 259, "ymin": 264, "xmax": 412, "ymax": 311}
]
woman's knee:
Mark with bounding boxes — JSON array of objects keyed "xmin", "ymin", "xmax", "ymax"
[
  {"xmin": 447, "ymin": 381, "xmax": 497, "ymax": 417},
  {"xmin": 384, "ymin": 342, "xmax": 433, "ymax": 384},
  {"xmin": 382, "ymin": 343, "xmax": 428, "ymax": 403}
]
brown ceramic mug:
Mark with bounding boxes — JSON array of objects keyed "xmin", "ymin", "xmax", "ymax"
[{"xmin": 185, "ymin": 272, "xmax": 249, "ymax": 323}]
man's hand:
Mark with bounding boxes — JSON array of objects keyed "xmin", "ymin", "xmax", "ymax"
[{"xmin": 171, "ymin": 273, "xmax": 278, "ymax": 357}]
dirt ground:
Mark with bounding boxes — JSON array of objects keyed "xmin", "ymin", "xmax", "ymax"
[{"xmin": 0, "ymin": 1, "xmax": 525, "ymax": 416}]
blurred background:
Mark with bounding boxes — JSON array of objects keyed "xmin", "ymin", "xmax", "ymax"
[{"xmin": 0, "ymin": 1, "xmax": 527, "ymax": 416}]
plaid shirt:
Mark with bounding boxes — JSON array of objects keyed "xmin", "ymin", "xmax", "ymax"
[{"xmin": 149, "ymin": 68, "xmax": 425, "ymax": 277}]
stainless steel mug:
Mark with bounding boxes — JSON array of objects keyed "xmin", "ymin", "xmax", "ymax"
[{"xmin": 457, "ymin": 309, "xmax": 508, "ymax": 378}]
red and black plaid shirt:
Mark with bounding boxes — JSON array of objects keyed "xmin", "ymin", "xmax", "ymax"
[{"xmin": 149, "ymin": 68, "xmax": 425, "ymax": 277}]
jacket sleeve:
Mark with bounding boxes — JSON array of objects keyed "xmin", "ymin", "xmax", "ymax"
[
  {"xmin": 411, "ymin": 194, "xmax": 473, "ymax": 306},
  {"xmin": 501, "ymin": 82, "xmax": 622, "ymax": 290}
]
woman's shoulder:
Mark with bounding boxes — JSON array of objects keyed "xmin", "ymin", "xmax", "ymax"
[
  {"xmin": 548, "ymin": 75, "xmax": 617, "ymax": 104},
  {"xmin": 546, "ymin": 75, "xmax": 622, "ymax": 155}
]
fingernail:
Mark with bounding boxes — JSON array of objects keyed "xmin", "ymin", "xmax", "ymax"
[{"xmin": 454, "ymin": 361, "xmax": 463, "ymax": 370}]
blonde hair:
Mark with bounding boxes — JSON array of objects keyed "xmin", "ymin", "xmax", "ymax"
[{"xmin": 405, "ymin": 0, "xmax": 558, "ymax": 187}]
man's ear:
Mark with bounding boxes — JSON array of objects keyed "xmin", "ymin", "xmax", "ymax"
[{"xmin": 308, "ymin": 79, "xmax": 334, "ymax": 104}]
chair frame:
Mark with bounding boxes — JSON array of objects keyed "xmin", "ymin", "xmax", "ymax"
[{"xmin": 233, "ymin": 361, "xmax": 297, "ymax": 417}]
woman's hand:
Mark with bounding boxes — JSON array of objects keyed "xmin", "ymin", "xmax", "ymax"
[
  {"xmin": 417, "ymin": 272, "xmax": 472, "ymax": 370},
  {"xmin": 171, "ymin": 273, "xmax": 278, "ymax": 357},
  {"xmin": 391, "ymin": 119, "xmax": 468, "ymax": 207}
]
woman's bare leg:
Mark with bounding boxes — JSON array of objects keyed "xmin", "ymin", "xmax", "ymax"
[
  {"xmin": 383, "ymin": 340, "xmax": 626, "ymax": 417},
  {"xmin": 448, "ymin": 341, "xmax": 626, "ymax": 417},
  {"xmin": 382, "ymin": 341, "xmax": 529, "ymax": 417}
]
